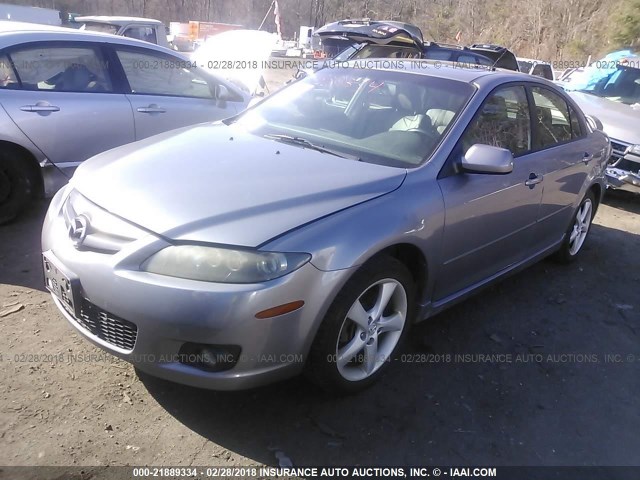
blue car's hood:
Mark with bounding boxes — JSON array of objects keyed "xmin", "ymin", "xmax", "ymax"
[{"xmin": 72, "ymin": 123, "xmax": 406, "ymax": 247}]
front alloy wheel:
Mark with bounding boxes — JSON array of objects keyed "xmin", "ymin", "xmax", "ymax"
[
  {"xmin": 336, "ymin": 279, "xmax": 407, "ymax": 382},
  {"xmin": 307, "ymin": 255, "xmax": 414, "ymax": 394}
]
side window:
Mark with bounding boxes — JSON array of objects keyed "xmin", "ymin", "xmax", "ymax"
[
  {"xmin": 568, "ymin": 104, "xmax": 583, "ymax": 139},
  {"xmin": 475, "ymin": 56, "xmax": 493, "ymax": 66},
  {"xmin": 462, "ymin": 85, "xmax": 531, "ymax": 156},
  {"xmin": 531, "ymin": 87, "xmax": 572, "ymax": 148},
  {"xmin": 424, "ymin": 50, "xmax": 453, "ymax": 61},
  {"xmin": 116, "ymin": 50, "xmax": 213, "ymax": 99},
  {"xmin": 0, "ymin": 54, "xmax": 18, "ymax": 88},
  {"xmin": 9, "ymin": 46, "xmax": 112, "ymax": 92},
  {"xmin": 457, "ymin": 54, "xmax": 478, "ymax": 65},
  {"xmin": 123, "ymin": 26, "xmax": 157, "ymax": 45}
]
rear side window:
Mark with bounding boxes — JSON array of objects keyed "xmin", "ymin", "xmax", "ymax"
[
  {"xmin": 116, "ymin": 49, "xmax": 213, "ymax": 99},
  {"xmin": 462, "ymin": 85, "xmax": 532, "ymax": 156},
  {"xmin": 0, "ymin": 54, "xmax": 18, "ymax": 89},
  {"xmin": 123, "ymin": 26, "xmax": 157, "ymax": 45},
  {"xmin": 531, "ymin": 87, "xmax": 572, "ymax": 148},
  {"xmin": 10, "ymin": 46, "xmax": 113, "ymax": 92},
  {"xmin": 457, "ymin": 54, "xmax": 479, "ymax": 65},
  {"xmin": 424, "ymin": 49, "xmax": 453, "ymax": 61}
]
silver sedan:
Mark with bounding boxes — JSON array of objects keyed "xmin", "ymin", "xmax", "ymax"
[
  {"xmin": 0, "ymin": 21, "xmax": 249, "ymax": 223},
  {"xmin": 42, "ymin": 61, "xmax": 609, "ymax": 394}
]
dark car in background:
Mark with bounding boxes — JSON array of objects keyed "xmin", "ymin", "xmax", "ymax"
[
  {"xmin": 469, "ymin": 43, "xmax": 520, "ymax": 71},
  {"xmin": 300, "ymin": 20, "xmax": 493, "ymax": 80},
  {"xmin": 423, "ymin": 42, "xmax": 493, "ymax": 66},
  {"xmin": 311, "ymin": 18, "xmax": 425, "ymax": 60}
]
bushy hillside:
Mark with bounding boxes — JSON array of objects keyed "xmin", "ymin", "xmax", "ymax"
[{"xmin": 5, "ymin": 0, "xmax": 639, "ymax": 60}]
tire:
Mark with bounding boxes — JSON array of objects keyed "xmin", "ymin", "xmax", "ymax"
[
  {"xmin": 306, "ymin": 255, "xmax": 415, "ymax": 394},
  {"xmin": 554, "ymin": 190, "xmax": 595, "ymax": 263},
  {"xmin": 0, "ymin": 149, "xmax": 34, "ymax": 225}
]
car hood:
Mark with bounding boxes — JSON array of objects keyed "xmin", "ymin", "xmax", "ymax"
[
  {"xmin": 71, "ymin": 123, "xmax": 407, "ymax": 247},
  {"xmin": 314, "ymin": 20, "xmax": 424, "ymax": 50},
  {"xmin": 569, "ymin": 91, "xmax": 640, "ymax": 144}
]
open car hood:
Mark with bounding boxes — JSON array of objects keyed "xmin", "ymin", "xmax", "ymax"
[{"xmin": 314, "ymin": 20, "xmax": 424, "ymax": 50}]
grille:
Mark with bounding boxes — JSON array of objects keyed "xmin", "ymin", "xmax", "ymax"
[
  {"xmin": 610, "ymin": 139, "xmax": 630, "ymax": 164},
  {"xmin": 63, "ymin": 190, "xmax": 145, "ymax": 254},
  {"xmin": 615, "ymin": 159, "xmax": 640, "ymax": 174},
  {"xmin": 74, "ymin": 298, "xmax": 138, "ymax": 351}
]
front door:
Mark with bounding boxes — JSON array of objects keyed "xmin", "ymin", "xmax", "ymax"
[{"xmin": 435, "ymin": 84, "xmax": 543, "ymax": 300}]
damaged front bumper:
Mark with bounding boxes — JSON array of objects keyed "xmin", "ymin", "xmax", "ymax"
[
  {"xmin": 606, "ymin": 145, "xmax": 640, "ymax": 193},
  {"xmin": 606, "ymin": 167, "xmax": 640, "ymax": 193}
]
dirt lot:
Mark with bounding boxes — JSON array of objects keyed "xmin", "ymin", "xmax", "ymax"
[{"xmin": 1, "ymin": 188, "xmax": 639, "ymax": 474}]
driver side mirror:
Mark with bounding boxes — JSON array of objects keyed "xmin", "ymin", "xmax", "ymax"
[{"xmin": 461, "ymin": 144, "xmax": 514, "ymax": 174}]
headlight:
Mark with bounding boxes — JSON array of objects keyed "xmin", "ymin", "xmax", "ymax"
[
  {"xmin": 627, "ymin": 144, "xmax": 640, "ymax": 156},
  {"xmin": 141, "ymin": 245, "xmax": 311, "ymax": 283}
]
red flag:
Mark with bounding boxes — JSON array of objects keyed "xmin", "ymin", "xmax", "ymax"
[
  {"xmin": 274, "ymin": 1, "xmax": 282, "ymax": 39},
  {"xmin": 455, "ymin": 30, "xmax": 462, "ymax": 43}
]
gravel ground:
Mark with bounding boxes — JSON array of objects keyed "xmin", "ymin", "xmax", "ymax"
[{"xmin": 1, "ymin": 189, "xmax": 639, "ymax": 474}]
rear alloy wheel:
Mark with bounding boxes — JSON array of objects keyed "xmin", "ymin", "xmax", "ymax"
[
  {"xmin": 0, "ymin": 150, "xmax": 34, "ymax": 225},
  {"xmin": 555, "ymin": 191, "xmax": 595, "ymax": 263},
  {"xmin": 307, "ymin": 256, "xmax": 414, "ymax": 394}
]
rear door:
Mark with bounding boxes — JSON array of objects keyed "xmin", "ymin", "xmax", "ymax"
[
  {"xmin": 111, "ymin": 46, "xmax": 236, "ymax": 141},
  {"xmin": 526, "ymin": 85, "xmax": 601, "ymax": 250},
  {"xmin": 435, "ymin": 84, "xmax": 543, "ymax": 300},
  {"xmin": 0, "ymin": 42, "xmax": 134, "ymax": 174}
]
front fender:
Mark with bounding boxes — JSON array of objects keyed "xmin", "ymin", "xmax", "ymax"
[{"xmin": 262, "ymin": 172, "xmax": 445, "ymax": 294}]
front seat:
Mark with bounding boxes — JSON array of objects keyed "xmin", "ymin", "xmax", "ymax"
[
  {"xmin": 427, "ymin": 108, "xmax": 455, "ymax": 134},
  {"xmin": 390, "ymin": 83, "xmax": 434, "ymax": 135},
  {"xmin": 389, "ymin": 113, "xmax": 434, "ymax": 135}
]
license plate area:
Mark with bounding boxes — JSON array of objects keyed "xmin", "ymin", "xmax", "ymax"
[{"xmin": 43, "ymin": 253, "xmax": 80, "ymax": 318}]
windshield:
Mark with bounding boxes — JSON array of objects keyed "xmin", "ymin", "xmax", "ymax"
[
  {"xmin": 231, "ymin": 68, "xmax": 474, "ymax": 167},
  {"xmin": 80, "ymin": 22, "xmax": 119, "ymax": 35},
  {"xmin": 333, "ymin": 44, "xmax": 362, "ymax": 62},
  {"xmin": 574, "ymin": 66, "xmax": 640, "ymax": 106}
]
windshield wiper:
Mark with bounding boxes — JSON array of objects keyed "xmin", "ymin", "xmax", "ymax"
[{"xmin": 264, "ymin": 134, "xmax": 361, "ymax": 160}]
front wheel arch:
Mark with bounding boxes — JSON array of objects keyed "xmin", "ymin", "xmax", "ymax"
[{"xmin": 0, "ymin": 141, "xmax": 43, "ymax": 198}]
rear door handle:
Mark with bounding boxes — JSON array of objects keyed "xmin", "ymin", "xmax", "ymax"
[
  {"xmin": 583, "ymin": 152, "xmax": 594, "ymax": 164},
  {"xmin": 525, "ymin": 173, "xmax": 544, "ymax": 187},
  {"xmin": 137, "ymin": 105, "xmax": 166, "ymax": 114},
  {"xmin": 20, "ymin": 104, "xmax": 60, "ymax": 112}
]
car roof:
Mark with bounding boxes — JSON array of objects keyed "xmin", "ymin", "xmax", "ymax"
[
  {"xmin": 75, "ymin": 16, "xmax": 163, "ymax": 26},
  {"xmin": 0, "ymin": 21, "xmax": 176, "ymax": 52}
]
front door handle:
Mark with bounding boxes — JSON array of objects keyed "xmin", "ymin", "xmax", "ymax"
[
  {"xmin": 137, "ymin": 105, "xmax": 166, "ymax": 114},
  {"xmin": 20, "ymin": 104, "xmax": 60, "ymax": 112},
  {"xmin": 525, "ymin": 173, "xmax": 544, "ymax": 187},
  {"xmin": 582, "ymin": 152, "xmax": 594, "ymax": 164}
]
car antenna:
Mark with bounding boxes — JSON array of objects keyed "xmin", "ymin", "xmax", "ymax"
[{"xmin": 490, "ymin": 48, "xmax": 508, "ymax": 71}]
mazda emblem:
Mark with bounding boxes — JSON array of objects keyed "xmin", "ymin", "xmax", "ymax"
[{"xmin": 68, "ymin": 215, "xmax": 89, "ymax": 247}]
